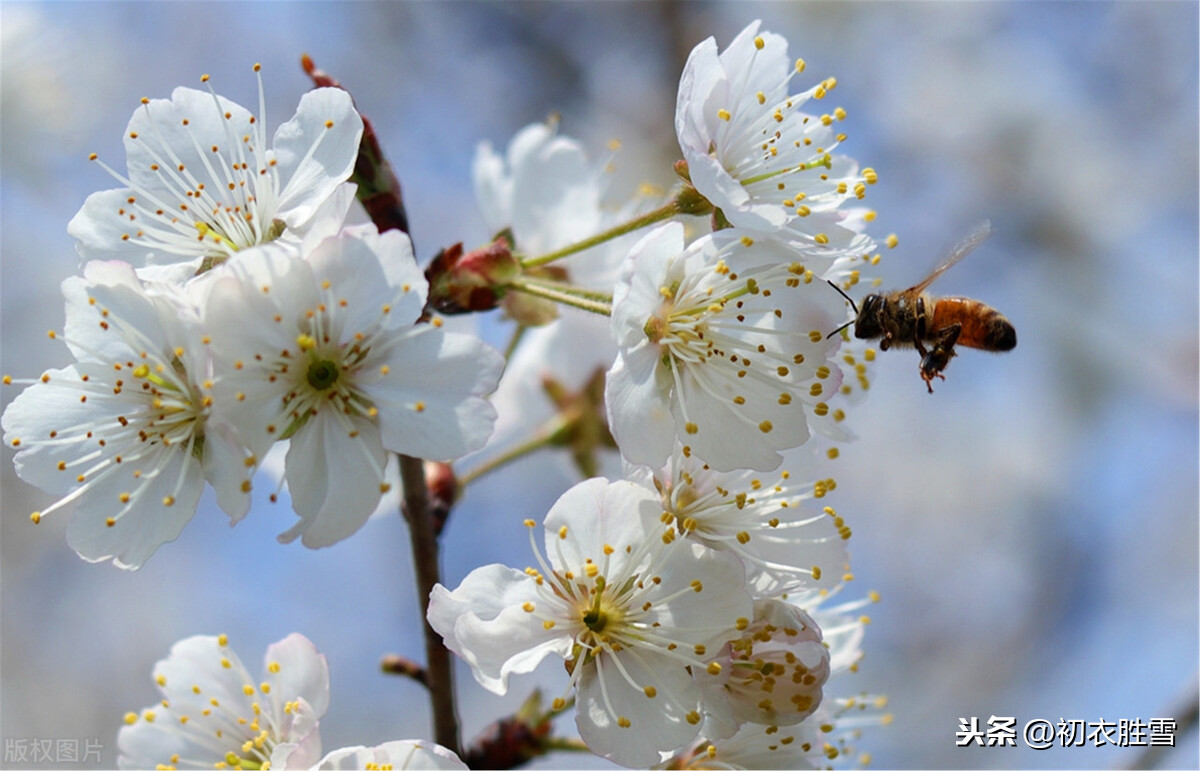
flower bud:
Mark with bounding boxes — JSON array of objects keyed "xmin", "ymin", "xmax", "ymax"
[{"xmin": 424, "ymin": 238, "xmax": 521, "ymax": 314}]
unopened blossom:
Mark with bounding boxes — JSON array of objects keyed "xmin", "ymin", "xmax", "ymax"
[
  {"xmin": 68, "ymin": 66, "xmax": 363, "ymax": 282},
  {"xmin": 676, "ymin": 20, "xmax": 875, "ymax": 271},
  {"xmin": 307, "ymin": 741, "xmax": 466, "ymax": 770},
  {"xmin": 205, "ymin": 228, "xmax": 503, "ymax": 547},
  {"xmin": 1, "ymin": 260, "xmax": 251, "ymax": 569},
  {"xmin": 118, "ymin": 633, "xmax": 330, "ymax": 770},
  {"xmin": 606, "ymin": 222, "xmax": 847, "ymax": 472},
  {"xmin": 428, "ymin": 477, "xmax": 755, "ymax": 768},
  {"xmin": 642, "ymin": 446, "xmax": 850, "ymax": 597},
  {"xmin": 693, "ymin": 599, "xmax": 831, "ymax": 742}
]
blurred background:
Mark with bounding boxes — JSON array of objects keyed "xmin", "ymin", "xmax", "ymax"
[{"xmin": 2, "ymin": 2, "xmax": 1196, "ymax": 769}]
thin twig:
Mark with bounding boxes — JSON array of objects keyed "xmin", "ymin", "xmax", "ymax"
[{"xmin": 399, "ymin": 453, "xmax": 460, "ymax": 755}]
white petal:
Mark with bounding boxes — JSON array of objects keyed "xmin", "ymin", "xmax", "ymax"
[
  {"xmin": 427, "ymin": 564, "xmax": 573, "ymax": 695},
  {"xmin": 62, "ymin": 261, "xmax": 168, "ymax": 363},
  {"xmin": 64, "ymin": 443, "xmax": 205, "ymax": 570},
  {"xmin": 575, "ymin": 652, "xmax": 703, "ymax": 767},
  {"xmin": 205, "ymin": 248, "xmax": 319, "ymax": 458},
  {"xmin": 675, "ymin": 35, "xmax": 724, "ymax": 155},
  {"xmin": 366, "ymin": 327, "xmax": 503, "ymax": 461},
  {"xmin": 3, "ymin": 367, "xmax": 107, "ymax": 493},
  {"xmin": 314, "ymin": 741, "xmax": 467, "ymax": 771},
  {"xmin": 268, "ymin": 697, "xmax": 323, "ymax": 769},
  {"xmin": 117, "ymin": 714, "xmax": 191, "ymax": 770},
  {"xmin": 305, "ymin": 228, "xmax": 426, "ymax": 331},
  {"xmin": 471, "ymin": 138, "xmax": 512, "ymax": 232},
  {"xmin": 542, "ymin": 478, "xmax": 659, "ymax": 572},
  {"xmin": 273, "ymin": 88, "xmax": 364, "ymax": 228},
  {"xmin": 200, "ymin": 420, "xmax": 254, "ymax": 524},
  {"xmin": 671, "ymin": 367, "xmax": 791, "ymax": 472},
  {"xmin": 605, "ymin": 349, "xmax": 675, "ymax": 469},
  {"xmin": 640, "ymin": 540, "xmax": 752, "ymax": 650},
  {"xmin": 279, "ymin": 411, "xmax": 386, "ymax": 548},
  {"xmin": 263, "ymin": 633, "xmax": 331, "ymax": 722},
  {"xmin": 147, "ymin": 635, "xmax": 258, "ymax": 721},
  {"xmin": 67, "ymin": 189, "xmax": 179, "ymax": 267}
]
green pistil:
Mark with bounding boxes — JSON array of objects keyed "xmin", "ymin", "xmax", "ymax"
[
  {"xmin": 195, "ymin": 222, "xmax": 241, "ymax": 252},
  {"xmin": 738, "ymin": 153, "xmax": 833, "ymax": 187},
  {"xmin": 224, "ymin": 752, "xmax": 263, "ymax": 770},
  {"xmin": 132, "ymin": 364, "xmax": 174, "ymax": 391},
  {"xmin": 305, "ymin": 357, "xmax": 340, "ymax": 391}
]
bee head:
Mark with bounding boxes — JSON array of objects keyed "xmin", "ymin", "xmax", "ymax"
[{"xmin": 853, "ymin": 294, "xmax": 886, "ymax": 339}]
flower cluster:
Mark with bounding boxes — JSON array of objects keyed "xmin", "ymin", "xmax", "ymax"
[
  {"xmin": 428, "ymin": 20, "xmax": 885, "ymax": 768},
  {"xmin": 3, "ymin": 67, "xmax": 504, "ymax": 568},
  {"xmin": 6, "ymin": 18, "xmax": 891, "ymax": 771}
]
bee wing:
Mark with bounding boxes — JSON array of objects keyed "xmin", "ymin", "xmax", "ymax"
[{"xmin": 908, "ymin": 220, "xmax": 994, "ymax": 294}]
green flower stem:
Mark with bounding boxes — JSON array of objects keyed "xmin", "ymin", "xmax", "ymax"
[
  {"xmin": 456, "ymin": 414, "xmax": 570, "ymax": 489},
  {"xmin": 502, "ymin": 324, "xmax": 528, "ymax": 362},
  {"xmin": 397, "ymin": 453, "xmax": 460, "ymax": 756},
  {"xmin": 540, "ymin": 738, "xmax": 591, "ymax": 754},
  {"xmin": 507, "ymin": 277, "xmax": 613, "ymax": 317},
  {"xmin": 520, "ymin": 191, "xmax": 701, "ymax": 269}
]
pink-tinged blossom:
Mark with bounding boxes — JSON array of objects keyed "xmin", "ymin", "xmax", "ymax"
[
  {"xmin": 693, "ymin": 599, "xmax": 831, "ymax": 742},
  {"xmin": 674, "ymin": 589, "xmax": 884, "ymax": 769}
]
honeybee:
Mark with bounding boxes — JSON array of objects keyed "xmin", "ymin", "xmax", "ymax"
[{"xmin": 828, "ymin": 222, "xmax": 1016, "ymax": 393}]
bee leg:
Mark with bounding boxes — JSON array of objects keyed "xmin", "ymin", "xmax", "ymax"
[
  {"xmin": 920, "ymin": 324, "xmax": 962, "ymax": 393},
  {"xmin": 908, "ymin": 338, "xmax": 934, "ymax": 390}
]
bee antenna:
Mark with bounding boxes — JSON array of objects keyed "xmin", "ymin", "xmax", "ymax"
[
  {"xmin": 826, "ymin": 319, "xmax": 854, "ymax": 340},
  {"xmin": 824, "ymin": 280, "xmax": 859, "ymax": 339},
  {"xmin": 825, "ymin": 279, "xmax": 859, "ymax": 313}
]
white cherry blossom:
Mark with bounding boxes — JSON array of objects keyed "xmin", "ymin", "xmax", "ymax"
[
  {"xmin": 474, "ymin": 121, "xmax": 608, "ymax": 270},
  {"xmin": 606, "ymin": 222, "xmax": 847, "ymax": 472},
  {"xmin": 640, "ymin": 446, "xmax": 850, "ymax": 597},
  {"xmin": 427, "ymin": 477, "xmax": 755, "ymax": 768},
  {"xmin": 676, "ymin": 20, "xmax": 876, "ymax": 271},
  {"xmin": 1, "ymin": 260, "xmax": 251, "ymax": 569},
  {"xmin": 118, "ymin": 633, "xmax": 330, "ymax": 770},
  {"xmin": 68, "ymin": 66, "xmax": 363, "ymax": 282},
  {"xmin": 204, "ymin": 227, "xmax": 503, "ymax": 548}
]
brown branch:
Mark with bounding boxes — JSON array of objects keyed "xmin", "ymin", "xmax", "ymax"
[
  {"xmin": 380, "ymin": 653, "xmax": 428, "ymax": 686},
  {"xmin": 399, "ymin": 453, "xmax": 461, "ymax": 755}
]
